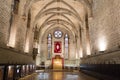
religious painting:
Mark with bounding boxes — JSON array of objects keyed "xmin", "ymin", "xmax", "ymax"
[
  {"xmin": 21, "ymin": 65, "xmax": 26, "ymax": 77},
  {"xmin": 15, "ymin": 65, "xmax": 21, "ymax": 79},
  {"xmin": 54, "ymin": 41, "xmax": 62, "ymax": 53},
  {"xmin": 26, "ymin": 65, "xmax": 29, "ymax": 75},
  {"xmin": 7, "ymin": 66, "xmax": 14, "ymax": 80},
  {"xmin": 0, "ymin": 66, "xmax": 4, "ymax": 80},
  {"xmin": 30, "ymin": 65, "xmax": 33, "ymax": 73}
]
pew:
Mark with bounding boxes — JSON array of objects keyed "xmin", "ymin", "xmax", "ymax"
[{"xmin": 80, "ymin": 64, "xmax": 120, "ymax": 79}]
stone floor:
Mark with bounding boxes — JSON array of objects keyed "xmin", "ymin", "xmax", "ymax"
[
  {"xmin": 35, "ymin": 70, "xmax": 98, "ymax": 80},
  {"xmin": 19, "ymin": 70, "xmax": 98, "ymax": 80}
]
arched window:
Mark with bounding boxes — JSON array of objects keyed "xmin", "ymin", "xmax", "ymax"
[
  {"xmin": 64, "ymin": 34, "xmax": 69, "ymax": 59},
  {"xmin": 47, "ymin": 34, "xmax": 52, "ymax": 59},
  {"xmin": 54, "ymin": 30, "xmax": 62, "ymax": 38}
]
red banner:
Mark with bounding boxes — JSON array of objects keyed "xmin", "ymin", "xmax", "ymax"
[{"xmin": 54, "ymin": 41, "xmax": 61, "ymax": 53}]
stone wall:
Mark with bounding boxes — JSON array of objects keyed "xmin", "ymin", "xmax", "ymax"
[
  {"xmin": 0, "ymin": 0, "xmax": 34, "ymax": 53},
  {"xmin": 0, "ymin": 0, "xmax": 34, "ymax": 64},
  {"xmin": 36, "ymin": 27, "xmax": 78, "ymax": 66},
  {"xmin": 40, "ymin": 28, "xmax": 76, "ymax": 60},
  {"xmin": 89, "ymin": 0, "xmax": 120, "ymax": 53},
  {"xmin": 82, "ymin": 0, "xmax": 120, "ymax": 64},
  {"xmin": 0, "ymin": 0, "xmax": 12, "ymax": 47}
]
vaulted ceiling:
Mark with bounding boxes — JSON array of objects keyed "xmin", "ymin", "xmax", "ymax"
[{"xmin": 25, "ymin": 0, "xmax": 92, "ymax": 39}]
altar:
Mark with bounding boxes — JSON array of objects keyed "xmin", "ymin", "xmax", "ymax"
[{"xmin": 52, "ymin": 55, "xmax": 64, "ymax": 70}]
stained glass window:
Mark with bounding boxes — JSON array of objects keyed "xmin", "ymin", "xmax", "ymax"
[
  {"xmin": 64, "ymin": 34, "xmax": 69, "ymax": 59},
  {"xmin": 54, "ymin": 30, "xmax": 62, "ymax": 38},
  {"xmin": 47, "ymin": 34, "xmax": 52, "ymax": 59}
]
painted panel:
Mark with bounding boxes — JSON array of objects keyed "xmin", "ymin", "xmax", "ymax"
[{"xmin": 54, "ymin": 41, "xmax": 62, "ymax": 53}]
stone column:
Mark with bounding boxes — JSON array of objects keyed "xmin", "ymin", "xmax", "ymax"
[
  {"xmin": 8, "ymin": 14, "xmax": 20, "ymax": 47},
  {"xmin": 85, "ymin": 15, "xmax": 91, "ymax": 55},
  {"xmin": 81, "ymin": 15, "xmax": 91, "ymax": 57},
  {"xmin": 79, "ymin": 28, "xmax": 83, "ymax": 58}
]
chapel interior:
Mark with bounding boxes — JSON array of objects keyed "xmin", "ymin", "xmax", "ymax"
[{"xmin": 0, "ymin": 0, "xmax": 120, "ymax": 80}]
